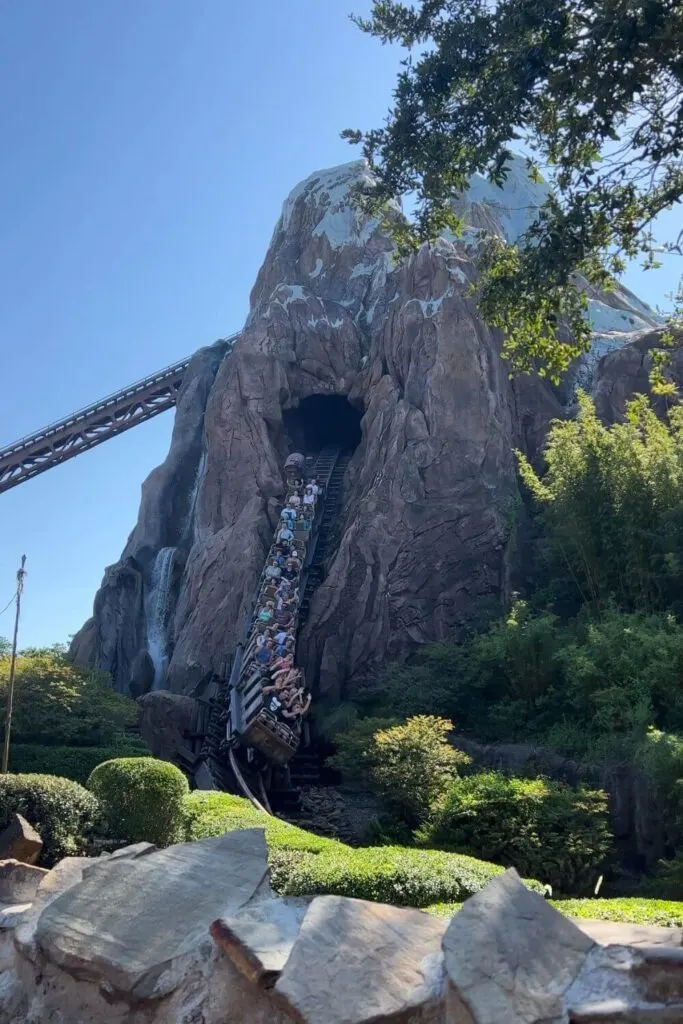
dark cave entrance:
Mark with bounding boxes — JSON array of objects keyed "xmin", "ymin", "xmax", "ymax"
[{"xmin": 283, "ymin": 394, "xmax": 363, "ymax": 455}]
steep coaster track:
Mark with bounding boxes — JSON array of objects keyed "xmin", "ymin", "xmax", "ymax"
[
  {"xmin": 0, "ymin": 333, "xmax": 240, "ymax": 494},
  {"xmin": 198, "ymin": 447, "xmax": 346, "ymax": 810}
]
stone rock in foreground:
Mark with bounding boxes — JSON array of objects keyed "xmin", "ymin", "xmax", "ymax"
[
  {"xmin": 2, "ymin": 830, "xmax": 291, "ymax": 1024},
  {"xmin": 574, "ymin": 918, "xmax": 683, "ymax": 949},
  {"xmin": 274, "ymin": 894, "xmax": 447, "ymax": 1023},
  {"xmin": 211, "ymin": 893, "xmax": 309, "ymax": 987},
  {"xmin": 0, "ymin": 813, "xmax": 42, "ymax": 865},
  {"xmin": 34, "ymin": 829, "xmax": 269, "ymax": 999},
  {"xmin": 0, "ymin": 859, "xmax": 48, "ymax": 904},
  {"xmin": 443, "ymin": 868, "xmax": 594, "ymax": 1023}
]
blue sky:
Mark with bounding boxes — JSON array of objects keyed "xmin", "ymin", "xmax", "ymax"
[{"xmin": 0, "ymin": 1, "xmax": 680, "ymax": 648}]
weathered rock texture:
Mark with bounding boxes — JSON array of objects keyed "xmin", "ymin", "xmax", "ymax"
[
  {"xmin": 0, "ymin": 813, "xmax": 42, "ymax": 865},
  {"xmin": 71, "ymin": 157, "xmax": 659, "ymax": 704},
  {"xmin": 2, "ymin": 842, "xmax": 681, "ymax": 1024}
]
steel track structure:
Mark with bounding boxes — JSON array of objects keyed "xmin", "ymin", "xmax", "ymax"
[{"xmin": 0, "ymin": 334, "xmax": 240, "ymax": 495}]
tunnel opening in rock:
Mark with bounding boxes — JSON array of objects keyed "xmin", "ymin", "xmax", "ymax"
[{"xmin": 283, "ymin": 394, "xmax": 362, "ymax": 454}]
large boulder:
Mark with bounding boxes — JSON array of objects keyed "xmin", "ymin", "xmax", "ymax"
[
  {"xmin": 0, "ymin": 829, "xmax": 293, "ymax": 1024},
  {"xmin": 0, "ymin": 813, "xmax": 42, "ymax": 865},
  {"xmin": 0, "ymin": 860, "xmax": 47, "ymax": 904},
  {"xmin": 443, "ymin": 868, "xmax": 683, "ymax": 1023},
  {"xmin": 274, "ymin": 895, "xmax": 447, "ymax": 1023}
]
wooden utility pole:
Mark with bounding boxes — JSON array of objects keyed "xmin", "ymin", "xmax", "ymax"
[{"xmin": 2, "ymin": 556, "xmax": 26, "ymax": 774}]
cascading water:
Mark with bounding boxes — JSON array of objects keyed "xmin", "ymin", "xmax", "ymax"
[
  {"xmin": 145, "ymin": 546, "xmax": 176, "ymax": 690},
  {"xmin": 184, "ymin": 450, "xmax": 206, "ymax": 545}
]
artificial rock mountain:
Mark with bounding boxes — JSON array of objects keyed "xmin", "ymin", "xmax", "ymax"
[{"xmin": 71, "ymin": 157, "xmax": 660, "ymax": 707}]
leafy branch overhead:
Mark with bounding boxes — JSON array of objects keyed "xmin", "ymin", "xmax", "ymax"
[{"xmin": 346, "ymin": 0, "xmax": 683, "ymax": 381}]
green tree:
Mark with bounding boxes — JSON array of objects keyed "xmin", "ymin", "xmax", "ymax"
[
  {"xmin": 0, "ymin": 646, "xmax": 138, "ymax": 747},
  {"xmin": 371, "ymin": 716, "xmax": 470, "ymax": 826},
  {"xmin": 517, "ymin": 392, "xmax": 683, "ymax": 613},
  {"xmin": 346, "ymin": 0, "xmax": 683, "ymax": 380}
]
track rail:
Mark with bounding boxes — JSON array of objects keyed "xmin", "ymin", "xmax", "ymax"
[{"xmin": 0, "ymin": 332, "xmax": 240, "ymax": 494}]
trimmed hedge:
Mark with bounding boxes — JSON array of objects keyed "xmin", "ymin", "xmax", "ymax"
[
  {"xmin": 8, "ymin": 740, "xmax": 149, "ymax": 785},
  {"xmin": 181, "ymin": 792, "xmax": 543, "ymax": 908},
  {"xmin": 421, "ymin": 771, "xmax": 613, "ymax": 895},
  {"xmin": 182, "ymin": 792, "xmax": 337, "ymax": 853},
  {"xmin": 0, "ymin": 773, "xmax": 99, "ymax": 866},
  {"xmin": 270, "ymin": 845, "xmax": 543, "ymax": 907},
  {"xmin": 88, "ymin": 757, "xmax": 189, "ymax": 846}
]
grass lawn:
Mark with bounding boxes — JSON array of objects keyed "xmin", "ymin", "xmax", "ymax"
[{"xmin": 425, "ymin": 897, "xmax": 683, "ymax": 928}]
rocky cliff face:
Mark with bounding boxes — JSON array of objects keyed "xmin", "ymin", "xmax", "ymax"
[{"xmin": 71, "ymin": 157, "xmax": 659, "ymax": 702}]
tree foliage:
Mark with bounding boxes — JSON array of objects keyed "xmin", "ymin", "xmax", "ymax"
[
  {"xmin": 370, "ymin": 601, "xmax": 683, "ymax": 759},
  {"xmin": 346, "ymin": 0, "xmax": 683, "ymax": 379},
  {"xmin": 329, "ymin": 715, "xmax": 470, "ymax": 827},
  {"xmin": 517, "ymin": 392, "xmax": 683, "ymax": 613},
  {"xmin": 420, "ymin": 771, "xmax": 613, "ymax": 894},
  {"xmin": 0, "ymin": 646, "xmax": 138, "ymax": 747}
]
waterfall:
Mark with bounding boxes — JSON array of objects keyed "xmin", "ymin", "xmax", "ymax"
[
  {"xmin": 145, "ymin": 546, "xmax": 176, "ymax": 690},
  {"xmin": 184, "ymin": 450, "xmax": 206, "ymax": 545}
]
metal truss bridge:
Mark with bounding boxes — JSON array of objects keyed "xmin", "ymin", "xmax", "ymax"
[{"xmin": 0, "ymin": 334, "xmax": 240, "ymax": 495}]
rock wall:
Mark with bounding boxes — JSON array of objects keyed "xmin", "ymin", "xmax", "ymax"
[
  {"xmin": 1, "ymin": 836, "xmax": 681, "ymax": 1023},
  {"xmin": 71, "ymin": 157, "xmax": 659, "ymax": 702}
]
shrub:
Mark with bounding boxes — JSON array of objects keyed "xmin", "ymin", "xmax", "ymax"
[
  {"xmin": 88, "ymin": 757, "xmax": 189, "ymax": 846},
  {"xmin": 270, "ymin": 844, "xmax": 543, "ymax": 907},
  {"xmin": 421, "ymin": 771, "xmax": 613, "ymax": 895},
  {"xmin": 370, "ymin": 716, "xmax": 470, "ymax": 826},
  {"xmin": 0, "ymin": 646, "xmax": 138, "ymax": 746},
  {"xmin": 8, "ymin": 740, "xmax": 149, "ymax": 785},
  {"xmin": 326, "ymin": 717, "xmax": 399, "ymax": 783},
  {"xmin": 638, "ymin": 727, "xmax": 683, "ymax": 849},
  {"xmin": 0, "ymin": 773, "xmax": 99, "ymax": 866}
]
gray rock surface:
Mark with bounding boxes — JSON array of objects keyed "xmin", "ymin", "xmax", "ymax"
[
  {"xmin": 137, "ymin": 689, "xmax": 201, "ymax": 760},
  {"xmin": 33, "ymin": 829, "xmax": 269, "ymax": 999},
  {"xmin": 1, "ymin": 830, "xmax": 292, "ymax": 1024},
  {"xmin": 0, "ymin": 859, "xmax": 47, "ymax": 904},
  {"xmin": 443, "ymin": 868, "xmax": 594, "ymax": 1023},
  {"xmin": 574, "ymin": 919, "xmax": 683, "ymax": 949},
  {"xmin": 0, "ymin": 813, "xmax": 42, "ymax": 865},
  {"xmin": 274, "ymin": 894, "xmax": 447, "ymax": 1023},
  {"xmin": 211, "ymin": 894, "xmax": 309, "ymax": 986},
  {"xmin": 1, "ymin": 843, "xmax": 683, "ymax": 1023}
]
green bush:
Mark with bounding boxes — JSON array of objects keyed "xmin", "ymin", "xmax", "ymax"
[
  {"xmin": 371, "ymin": 716, "xmax": 470, "ymax": 826},
  {"xmin": 638, "ymin": 728, "xmax": 683, "ymax": 849},
  {"xmin": 181, "ymin": 792, "xmax": 543, "ymax": 908},
  {"xmin": 0, "ymin": 773, "xmax": 99, "ymax": 866},
  {"xmin": 0, "ymin": 646, "xmax": 138, "ymax": 746},
  {"xmin": 329, "ymin": 715, "xmax": 469, "ymax": 828},
  {"xmin": 88, "ymin": 757, "xmax": 189, "ymax": 846},
  {"xmin": 421, "ymin": 771, "xmax": 613, "ymax": 895},
  {"xmin": 8, "ymin": 740, "xmax": 149, "ymax": 785}
]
